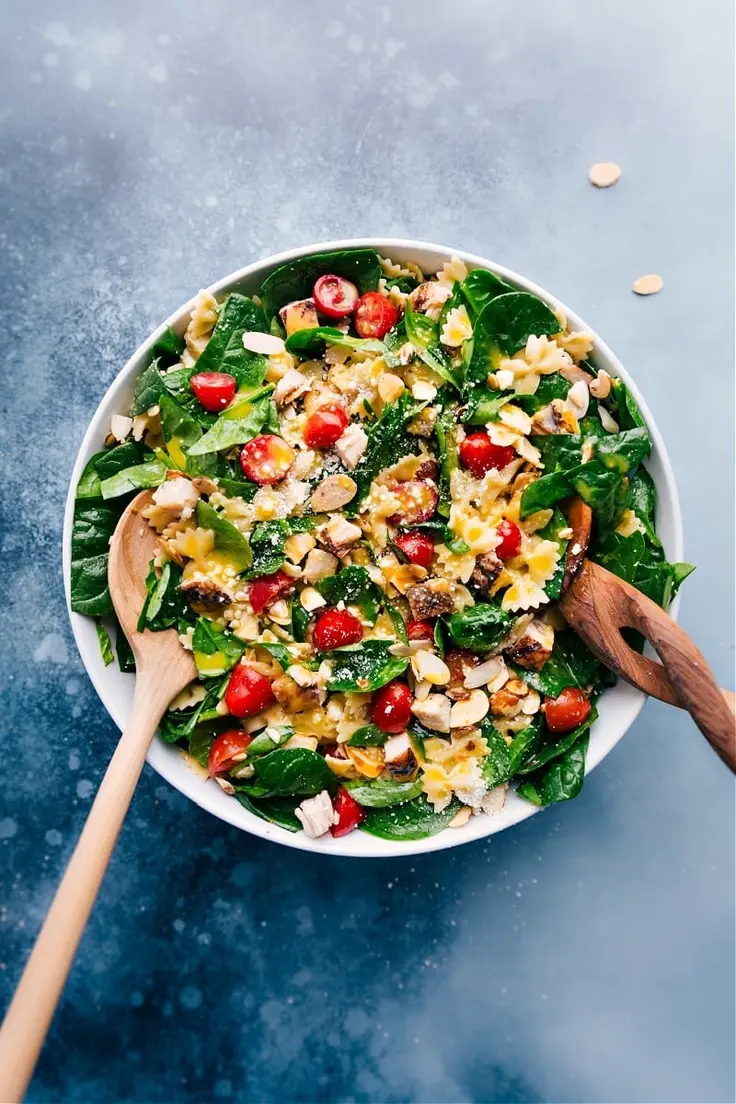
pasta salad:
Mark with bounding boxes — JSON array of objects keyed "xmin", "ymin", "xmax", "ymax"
[{"xmin": 70, "ymin": 248, "xmax": 693, "ymax": 842}]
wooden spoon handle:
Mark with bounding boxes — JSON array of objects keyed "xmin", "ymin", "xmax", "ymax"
[
  {"xmin": 0, "ymin": 675, "xmax": 172, "ymax": 1103},
  {"xmin": 562, "ymin": 561, "xmax": 736, "ymax": 771}
]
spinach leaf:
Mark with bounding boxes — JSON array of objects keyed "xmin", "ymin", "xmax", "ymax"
[
  {"xmin": 360, "ymin": 795, "xmax": 462, "ymax": 840},
  {"xmin": 76, "ymin": 451, "xmax": 108, "ymax": 498},
  {"xmin": 260, "ymin": 248, "xmax": 381, "ymax": 319},
  {"xmin": 508, "ymin": 723, "xmax": 541, "ymax": 775},
  {"xmin": 538, "ymin": 508, "xmax": 570, "ymax": 600},
  {"xmin": 70, "ymin": 553, "xmax": 112, "ymax": 616},
  {"xmin": 462, "ymin": 388, "xmax": 512, "ymax": 425},
  {"xmin": 93, "ymin": 440, "xmax": 145, "ymax": 480},
  {"xmin": 516, "ymin": 734, "xmax": 589, "ymax": 806},
  {"xmin": 628, "ymin": 467, "xmax": 660, "ymax": 547},
  {"xmin": 258, "ymin": 642, "xmax": 294, "ymax": 670},
  {"xmin": 447, "ymin": 603, "xmax": 513, "ymax": 652},
  {"xmin": 95, "ymin": 620, "xmax": 114, "ymax": 666},
  {"xmin": 569, "ymin": 460, "xmax": 628, "ymax": 529},
  {"xmin": 404, "ymin": 300, "xmax": 460, "ymax": 389},
  {"xmin": 514, "ymin": 373, "xmax": 570, "ymax": 414},
  {"xmin": 592, "ymin": 530, "xmax": 648, "ymax": 587},
  {"xmin": 383, "ymin": 274, "xmax": 420, "ymax": 294},
  {"xmin": 593, "ymin": 427, "xmax": 651, "ymax": 474},
  {"xmin": 253, "ymin": 747, "xmax": 336, "ymax": 796},
  {"xmin": 316, "ymin": 566, "xmax": 383, "ymax": 623},
  {"xmin": 235, "ymin": 792, "xmax": 301, "ymax": 832},
  {"xmin": 480, "ymin": 721, "xmax": 511, "ymax": 787},
  {"xmin": 292, "ymin": 600, "xmax": 311, "ymax": 643},
  {"xmin": 137, "ymin": 560, "xmax": 192, "ymax": 632},
  {"xmin": 348, "ymin": 724, "xmax": 389, "ymax": 747},
  {"xmin": 533, "ymin": 433, "xmax": 583, "ymax": 474},
  {"xmin": 71, "ymin": 501, "xmax": 119, "ymax": 558},
  {"xmin": 345, "ymin": 777, "xmax": 424, "ymax": 807},
  {"xmin": 607, "ymin": 377, "xmax": 645, "ymax": 431},
  {"xmin": 385, "ymin": 599, "xmax": 408, "ymax": 644},
  {"xmin": 520, "ymin": 472, "xmax": 573, "ymax": 517},
  {"xmin": 218, "ymin": 477, "xmax": 259, "ymax": 501},
  {"xmin": 324, "ymin": 640, "xmax": 409, "ymax": 691},
  {"xmin": 187, "ymin": 393, "xmax": 272, "ymax": 456},
  {"xmin": 461, "ymin": 269, "xmax": 515, "ymax": 318},
  {"xmin": 512, "ymin": 629, "xmax": 603, "ymax": 697},
  {"xmin": 434, "ymin": 406, "xmax": 459, "ymax": 518},
  {"xmin": 131, "ymin": 359, "xmax": 168, "ymax": 416},
  {"xmin": 194, "ymin": 293, "xmax": 269, "ymax": 391},
  {"xmin": 285, "ymin": 327, "xmax": 387, "ymax": 359},
  {"xmin": 517, "ymin": 707, "xmax": 597, "ymax": 775},
  {"xmin": 100, "ymin": 459, "xmax": 168, "ymax": 499},
  {"xmin": 192, "ymin": 617, "xmax": 245, "ymax": 676},
  {"xmin": 467, "ymin": 292, "xmax": 560, "ymax": 381},
  {"xmin": 352, "ymin": 392, "xmax": 421, "ymax": 506},
  {"xmin": 115, "ymin": 619, "xmax": 135, "ymax": 672},
  {"xmin": 245, "ymin": 519, "xmax": 290, "ymax": 578},
  {"xmin": 151, "ymin": 327, "xmax": 186, "ymax": 366},
  {"xmin": 196, "ymin": 500, "xmax": 252, "ymax": 572},
  {"xmin": 160, "ymin": 679, "xmax": 229, "ymax": 746}
]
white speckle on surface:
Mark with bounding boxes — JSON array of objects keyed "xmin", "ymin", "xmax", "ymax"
[
  {"xmin": 149, "ymin": 63, "xmax": 168, "ymax": 83},
  {"xmin": 45, "ymin": 829, "xmax": 62, "ymax": 846},
  {"xmin": 30, "ymin": 73, "xmax": 43, "ymax": 85},
  {"xmin": 180, "ymin": 985, "xmax": 202, "ymax": 1010},
  {"xmin": 173, "ymin": 918, "xmax": 185, "ymax": 933},
  {"xmin": 347, "ymin": 34, "xmax": 363, "ymax": 53},
  {"xmin": 91, "ymin": 31, "xmax": 125, "ymax": 56},
  {"xmin": 157, "ymin": 33, "xmax": 171, "ymax": 46},
  {"xmin": 384, "ymin": 39, "xmax": 404, "ymax": 59},
  {"xmin": 76, "ymin": 779, "xmax": 94, "ymax": 799},
  {"xmin": 42, "ymin": 52, "xmax": 58, "ymax": 67},
  {"xmin": 325, "ymin": 20, "xmax": 344, "ymax": 38},
  {"xmin": 43, "ymin": 22, "xmax": 75, "ymax": 47},
  {"xmin": 438, "ymin": 71, "xmax": 459, "ymax": 88},
  {"xmin": 68, "ymin": 751, "xmax": 80, "ymax": 771},
  {"xmin": 73, "ymin": 70, "xmax": 92, "ymax": 91},
  {"xmin": 34, "ymin": 633, "xmax": 68, "ymax": 665},
  {"xmin": 0, "ymin": 819, "xmax": 18, "ymax": 840},
  {"xmin": 65, "ymin": 677, "xmax": 81, "ymax": 695},
  {"xmin": 204, "ymin": 195, "xmax": 218, "ymax": 208}
]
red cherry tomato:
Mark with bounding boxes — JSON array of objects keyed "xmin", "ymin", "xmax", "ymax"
[
  {"xmin": 543, "ymin": 688, "xmax": 592, "ymax": 734},
  {"xmin": 407, "ymin": 619, "xmax": 434, "ymax": 641},
  {"xmin": 224, "ymin": 664, "xmax": 274, "ymax": 718},
  {"xmin": 240, "ymin": 434, "xmax": 295, "ymax": 484},
  {"xmin": 459, "ymin": 432, "xmax": 516, "ymax": 478},
  {"xmin": 388, "ymin": 480, "xmax": 439, "ymax": 526},
  {"xmin": 190, "ymin": 372, "xmax": 237, "ymax": 413},
  {"xmin": 330, "ymin": 786, "xmax": 365, "ymax": 837},
  {"xmin": 313, "ymin": 608, "xmax": 364, "ymax": 651},
  {"xmin": 249, "ymin": 569, "xmax": 294, "ymax": 615},
  {"xmin": 303, "ymin": 403, "xmax": 348, "ymax": 449},
  {"xmin": 208, "ymin": 729, "xmax": 253, "ymax": 776},
  {"xmin": 371, "ymin": 681, "xmax": 413, "ymax": 734},
  {"xmin": 495, "ymin": 519, "xmax": 522, "ymax": 560},
  {"xmin": 394, "ymin": 531, "xmax": 434, "ymax": 569},
  {"xmin": 313, "ymin": 274, "xmax": 359, "ymax": 319},
  {"xmin": 354, "ymin": 291, "xmax": 398, "ymax": 339}
]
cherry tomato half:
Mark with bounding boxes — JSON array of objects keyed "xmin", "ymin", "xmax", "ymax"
[
  {"xmin": 354, "ymin": 291, "xmax": 398, "ymax": 339},
  {"xmin": 407, "ymin": 619, "xmax": 435, "ymax": 641},
  {"xmin": 313, "ymin": 274, "xmax": 359, "ymax": 319},
  {"xmin": 312, "ymin": 608, "xmax": 364, "ymax": 651},
  {"xmin": 240, "ymin": 434, "xmax": 295, "ymax": 484},
  {"xmin": 208, "ymin": 729, "xmax": 253, "ymax": 776},
  {"xmin": 371, "ymin": 681, "xmax": 414, "ymax": 734},
  {"xmin": 495, "ymin": 519, "xmax": 522, "ymax": 560},
  {"xmin": 393, "ymin": 531, "xmax": 434, "ymax": 569},
  {"xmin": 388, "ymin": 480, "xmax": 439, "ymax": 526},
  {"xmin": 224, "ymin": 663, "xmax": 274, "ymax": 718},
  {"xmin": 249, "ymin": 569, "xmax": 295, "ymax": 615},
  {"xmin": 190, "ymin": 372, "xmax": 237, "ymax": 413},
  {"xmin": 459, "ymin": 432, "xmax": 516, "ymax": 478},
  {"xmin": 330, "ymin": 786, "xmax": 365, "ymax": 837},
  {"xmin": 543, "ymin": 687, "xmax": 592, "ymax": 734},
  {"xmin": 303, "ymin": 403, "xmax": 348, "ymax": 450}
]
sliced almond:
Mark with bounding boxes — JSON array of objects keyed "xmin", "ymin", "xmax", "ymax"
[
  {"xmin": 410, "ymin": 649, "xmax": 451, "ymax": 686},
  {"xmin": 588, "ymin": 161, "xmax": 621, "ymax": 188},
  {"xmin": 242, "ymin": 331, "xmax": 286, "ymax": 355},
  {"xmin": 449, "ymin": 689, "xmax": 490, "ymax": 728},
  {"xmin": 632, "ymin": 274, "xmax": 663, "ymax": 296},
  {"xmin": 589, "ymin": 369, "xmax": 612, "ymax": 399},
  {"xmin": 378, "ymin": 373, "xmax": 405, "ymax": 403},
  {"xmin": 310, "ymin": 473, "xmax": 358, "ymax": 512},
  {"xmin": 449, "ymin": 805, "xmax": 473, "ymax": 829}
]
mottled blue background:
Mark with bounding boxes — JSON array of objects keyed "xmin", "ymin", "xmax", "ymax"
[{"xmin": 1, "ymin": 1, "xmax": 734, "ymax": 1101}]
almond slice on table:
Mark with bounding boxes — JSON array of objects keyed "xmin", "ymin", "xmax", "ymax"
[
  {"xmin": 632, "ymin": 274, "xmax": 664, "ymax": 296},
  {"xmin": 588, "ymin": 162, "xmax": 622, "ymax": 188}
]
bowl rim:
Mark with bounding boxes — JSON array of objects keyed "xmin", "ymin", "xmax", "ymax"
[{"xmin": 62, "ymin": 237, "xmax": 684, "ymax": 858}]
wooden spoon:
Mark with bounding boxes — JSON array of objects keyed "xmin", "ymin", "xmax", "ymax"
[
  {"xmin": 0, "ymin": 491, "xmax": 196, "ymax": 1102},
  {"xmin": 559, "ymin": 497, "xmax": 735, "ymax": 771}
]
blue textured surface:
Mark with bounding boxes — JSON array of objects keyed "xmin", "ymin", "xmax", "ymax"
[{"xmin": 1, "ymin": 2, "xmax": 734, "ymax": 1101}]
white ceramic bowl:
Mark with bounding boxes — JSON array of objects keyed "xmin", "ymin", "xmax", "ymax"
[{"xmin": 63, "ymin": 238, "xmax": 683, "ymax": 857}]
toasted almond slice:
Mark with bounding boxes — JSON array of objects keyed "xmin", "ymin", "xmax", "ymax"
[
  {"xmin": 242, "ymin": 331, "xmax": 286, "ymax": 354},
  {"xmin": 310, "ymin": 473, "xmax": 358, "ymax": 512},
  {"xmin": 410, "ymin": 649, "xmax": 451, "ymax": 686},
  {"xmin": 632, "ymin": 273, "xmax": 663, "ymax": 296},
  {"xmin": 588, "ymin": 161, "xmax": 621, "ymax": 188},
  {"xmin": 449, "ymin": 689, "xmax": 490, "ymax": 728},
  {"xmin": 449, "ymin": 805, "xmax": 473, "ymax": 828}
]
